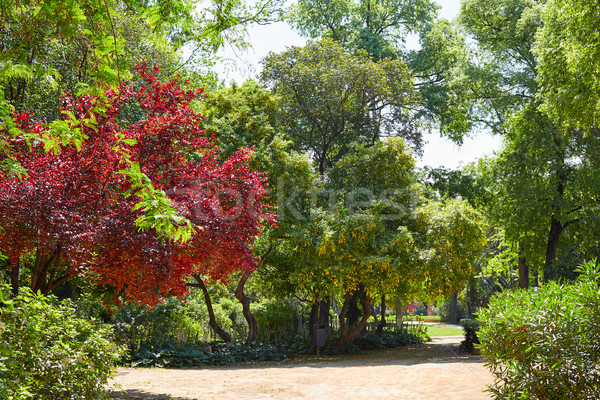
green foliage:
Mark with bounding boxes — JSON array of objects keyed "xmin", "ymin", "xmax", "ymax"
[
  {"xmin": 102, "ymin": 290, "xmax": 249, "ymax": 353},
  {"xmin": 459, "ymin": 318, "xmax": 480, "ymax": 352},
  {"xmin": 407, "ymin": 19, "xmax": 477, "ymax": 142},
  {"xmin": 201, "ymin": 80, "xmax": 280, "ymax": 161},
  {"xmin": 416, "ymin": 199, "xmax": 487, "ymax": 298},
  {"xmin": 0, "ymin": 286, "xmax": 124, "ymax": 400},
  {"xmin": 287, "ymin": 0, "xmax": 439, "ymax": 60},
  {"xmin": 477, "ymin": 261, "xmax": 600, "ymax": 399},
  {"xmin": 252, "ymin": 298, "xmax": 310, "ymax": 343},
  {"xmin": 122, "ymin": 327, "xmax": 426, "ymax": 367},
  {"xmin": 421, "ymin": 165, "xmax": 482, "ymax": 207},
  {"xmin": 261, "ymin": 38, "xmax": 421, "ymax": 175},
  {"xmin": 332, "ymin": 329, "xmax": 426, "ymax": 354},
  {"xmin": 437, "ymin": 297, "xmax": 467, "ymax": 323},
  {"xmin": 414, "ymin": 302, "xmax": 428, "ymax": 316},
  {"xmin": 535, "ymin": 0, "xmax": 600, "ymax": 131},
  {"xmin": 129, "ymin": 340, "xmax": 290, "ymax": 368}
]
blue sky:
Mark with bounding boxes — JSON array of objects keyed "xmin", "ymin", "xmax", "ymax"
[{"xmin": 214, "ymin": 0, "xmax": 502, "ymax": 169}]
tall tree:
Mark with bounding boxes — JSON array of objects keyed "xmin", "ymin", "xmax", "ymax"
[
  {"xmin": 261, "ymin": 39, "xmax": 420, "ymax": 175},
  {"xmin": 449, "ymin": 0, "xmax": 600, "ymax": 278},
  {"xmin": 200, "ymin": 80, "xmax": 317, "ymax": 343}
]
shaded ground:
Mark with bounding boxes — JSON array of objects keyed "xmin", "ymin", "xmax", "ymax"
[{"xmin": 109, "ymin": 335, "xmax": 493, "ymax": 400}]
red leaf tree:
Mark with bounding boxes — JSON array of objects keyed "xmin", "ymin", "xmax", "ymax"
[{"xmin": 0, "ymin": 64, "xmax": 275, "ymax": 304}]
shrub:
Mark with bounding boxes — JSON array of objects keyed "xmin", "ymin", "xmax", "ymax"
[
  {"xmin": 477, "ymin": 261, "xmax": 600, "ymax": 399},
  {"xmin": 414, "ymin": 302, "xmax": 428, "ymax": 316},
  {"xmin": 252, "ymin": 298, "xmax": 310, "ymax": 343},
  {"xmin": 459, "ymin": 318, "xmax": 480, "ymax": 353},
  {"xmin": 0, "ymin": 286, "xmax": 124, "ymax": 400}
]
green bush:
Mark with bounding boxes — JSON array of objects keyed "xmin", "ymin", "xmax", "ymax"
[
  {"xmin": 0, "ymin": 286, "xmax": 124, "ymax": 400},
  {"xmin": 458, "ymin": 318, "xmax": 480, "ymax": 352},
  {"xmin": 477, "ymin": 261, "xmax": 600, "ymax": 399},
  {"xmin": 414, "ymin": 302, "xmax": 428, "ymax": 316},
  {"xmin": 252, "ymin": 298, "xmax": 309, "ymax": 343}
]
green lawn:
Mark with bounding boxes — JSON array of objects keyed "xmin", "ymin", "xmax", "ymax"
[{"xmin": 424, "ymin": 325, "xmax": 463, "ymax": 336}]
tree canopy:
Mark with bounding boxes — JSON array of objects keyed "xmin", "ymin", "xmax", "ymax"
[
  {"xmin": 0, "ymin": 66, "xmax": 274, "ymax": 304},
  {"xmin": 261, "ymin": 39, "xmax": 420, "ymax": 175}
]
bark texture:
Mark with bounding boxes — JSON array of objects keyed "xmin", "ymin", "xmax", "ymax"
[
  {"xmin": 192, "ymin": 274, "xmax": 232, "ymax": 343},
  {"xmin": 235, "ymin": 273, "xmax": 259, "ymax": 344},
  {"xmin": 338, "ymin": 290, "xmax": 372, "ymax": 345}
]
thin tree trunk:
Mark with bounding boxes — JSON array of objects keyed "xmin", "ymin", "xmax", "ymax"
[
  {"xmin": 449, "ymin": 291, "xmax": 458, "ymax": 324},
  {"xmin": 309, "ymin": 298, "xmax": 330, "ymax": 338},
  {"xmin": 192, "ymin": 274, "xmax": 232, "ymax": 343},
  {"xmin": 467, "ymin": 284, "xmax": 476, "ymax": 318},
  {"xmin": 518, "ymin": 244, "xmax": 529, "ymax": 289},
  {"xmin": 235, "ymin": 273, "xmax": 258, "ymax": 345},
  {"xmin": 309, "ymin": 301, "xmax": 319, "ymax": 339},
  {"xmin": 375, "ymin": 295, "xmax": 386, "ymax": 336},
  {"xmin": 338, "ymin": 289, "xmax": 372, "ymax": 345},
  {"xmin": 394, "ymin": 296, "xmax": 403, "ymax": 329},
  {"xmin": 359, "ymin": 287, "xmax": 368, "ymax": 335},
  {"xmin": 10, "ymin": 264, "xmax": 19, "ymax": 297},
  {"xmin": 347, "ymin": 290, "xmax": 360, "ymax": 328},
  {"xmin": 544, "ymin": 216, "xmax": 564, "ymax": 281}
]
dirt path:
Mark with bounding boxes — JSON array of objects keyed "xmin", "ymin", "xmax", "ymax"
[{"xmin": 109, "ymin": 336, "xmax": 493, "ymax": 400}]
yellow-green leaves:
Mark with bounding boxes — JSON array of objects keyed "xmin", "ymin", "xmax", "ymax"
[{"xmin": 416, "ymin": 199, "xmax": 486, "ymax": 298}]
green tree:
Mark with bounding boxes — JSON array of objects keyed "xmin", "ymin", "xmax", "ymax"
[
  {"xmin": 534, "ymin": 0, "xmax": 600, "ymax": 131},
  {"xmin": 261, "ymin": 39, "xmax": 420, "ymax": 175},
  {"xmin": 450, "ymin": 0, "xmax": 600, "ymax": 279},
  {"xmin": 199, "ymin": 80, "xmax": 317, "ymax": 343},
  {"xmin": 284, "ymin": 0, "xmax": 477, "ymax": 142},
  {"xmin": 286, "ymin": 0, "xmax": 438, "ymax": 60}
]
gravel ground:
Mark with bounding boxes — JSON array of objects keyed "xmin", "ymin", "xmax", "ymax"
[{"xmin": 108, "ymin": 335, "xmax": 493, "ymax": 400}]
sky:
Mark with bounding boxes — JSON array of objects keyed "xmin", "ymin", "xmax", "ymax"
[{"xmin": 214, "ymin": 0, "xmax": 503, "ymax": 170}]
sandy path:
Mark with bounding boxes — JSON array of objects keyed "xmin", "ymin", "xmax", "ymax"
[{"xmin": 109, "ymin": 336, "xmax": 493, "ymax": 400}]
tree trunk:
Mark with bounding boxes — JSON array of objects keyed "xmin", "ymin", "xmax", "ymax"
[
  {"xmin": 347, "ymin": 291, "xmax": 360, "ymax": 328},
  {"xmin": 10, "ymin": 263, "xmax": 19, "ymax": 297},
  {"xmin": 394, "ymin": 296, "xmax": 403, "ymax": 329},
  {"xmin": 309, "ymin": 301, "xmax": 319, "ymax": 338},
  {"xmin": 319, "ymin": 297, "xmax": 330, "ymax": 326},
  {"xmin": 518, "ymin": 244, "xmax": 529, "ymax": 289},
  {"xmin": 235, "ymin": 273, "xmax": 259, "ymax": 345},
  {"xmin": 467, "ymin": 284, "xmax": 476, "ymax": 318},
  {"xmin": 449, "ymin": 292, "xmax": 458, "ymax": 324},
  {"xmin": 359, "ymin": 287, "xmax": 368, "ymax": 335},
  {"xmin": 338, "ymin": 289, "xmax": 372, "ymax": 345},
  {"xmin": 30, "ymin": 246, "xmax": 71, "ymax": 295},
  {"xmin": 309, "ymin": 297, "xmax": 330, "ymax": 338},
  {"xmin": 544, "ymin": 216, "xmax": 564, "ymax": 281},
  {"xmin": 193, "ymin": 274, "xmax": 232, "ymax": 343},
  {"xmin": 375, "ymin": 295, "xmax": 386, "ymax": 336}
]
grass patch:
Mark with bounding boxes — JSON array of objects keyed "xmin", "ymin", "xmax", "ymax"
[{"xmin": 424, "ymin": 325, "xmax": 463, "ymax": 336}]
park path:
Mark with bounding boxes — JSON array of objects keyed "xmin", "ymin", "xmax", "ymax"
[{"xmin": 109, "ymin": 335, "xmax": 493, "ymax": 400}]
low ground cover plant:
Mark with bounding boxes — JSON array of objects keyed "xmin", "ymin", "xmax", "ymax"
[
  {"xmin": 123, "ymin": 325, "xmax": 427, "ymax": 368},
  {"xmin": 477, "ymin": 261, "xmax": 600, "ymax": 399}
]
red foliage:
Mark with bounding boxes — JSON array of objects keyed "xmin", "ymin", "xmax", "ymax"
[{"xmin": 0, "ymin": 64, "xmax": 275, "ymax": 304}]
